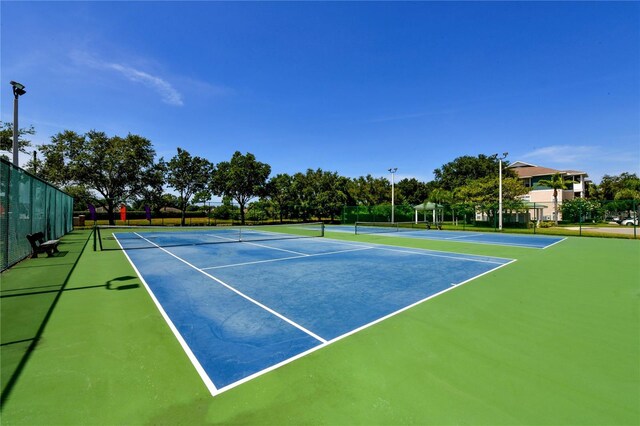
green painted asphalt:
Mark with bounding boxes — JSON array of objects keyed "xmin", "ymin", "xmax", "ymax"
[{"xmin": 1, "ymin": 230, "xmax": 638, "ymax": 425}]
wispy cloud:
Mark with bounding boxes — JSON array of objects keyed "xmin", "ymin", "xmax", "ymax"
[
  {"xmin": 519, "ymin": 144, "xmax": 639, "ymax": 183},
  {"xmin": 106, "ymin": 63, "xmax": 183, "ymax": 106},
  {"xmin": 70, "ymin": 51, "xmax": 183, "ymax": 106},
  {"xmin": 520, "ymin": 145, "xmax": 598, "ymax": 164}
]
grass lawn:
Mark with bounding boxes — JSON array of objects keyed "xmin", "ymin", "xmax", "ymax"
[{"xmin": 1, "ymin": 229, "xmax": 638, "ymax": 425}]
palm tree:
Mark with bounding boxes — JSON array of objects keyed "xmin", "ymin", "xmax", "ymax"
[{"xmin": 537, "ymin": 173, "xmax": 571, "ymax": 225}]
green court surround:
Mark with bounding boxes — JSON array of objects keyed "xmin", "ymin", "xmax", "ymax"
[{"xmin": 1, "ymin": 229, "xmax": 638, "ymax": 425}]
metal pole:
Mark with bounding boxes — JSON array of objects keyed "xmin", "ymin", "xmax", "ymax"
[
  {"xmin": 391, "ymin": 172, "xmax": 395, "ymax": 223},
  {"xmin": 12, "ymin": 96, "xmax": 19, "ymax": 166},
  {"xmin": 388, "ymin": 168, "xmax": 397, "ymax": 223},
  {"xmin": 498, "ymin": 152, "xmax": 508, "ymax": 231},
  {"xmin": 499, "ymin": 157, "xmax": 503, "ymax": 231}
]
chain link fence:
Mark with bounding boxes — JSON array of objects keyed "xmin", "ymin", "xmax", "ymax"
[
  {"xmin": 341, "ymin": 199, "xmax": 638, "ymax": 239},
  {"xmin": 1, "ymin": 159, "xmax": 74, "ymax": 270}
]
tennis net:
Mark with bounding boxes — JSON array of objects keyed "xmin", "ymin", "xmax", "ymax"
[
  {"xmin": 355, "ymin": 221, "xmax": 433, "ymax": 235},
  {"xmin": 94, "ymin": 222, "xmax": 324, "ymax": 251}
]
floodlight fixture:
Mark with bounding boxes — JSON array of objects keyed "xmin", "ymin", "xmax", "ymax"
[{"xmin": 10, "ymin": 80, "xmax": 26, "ymax": 97}]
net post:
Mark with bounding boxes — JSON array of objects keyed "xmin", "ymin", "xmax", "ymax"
[
  {"xmin": 321, "ymin": 222, "xmax": 325, "ymax": 237},
  {"xmin": 97, "ymin": 225, "xmax": 103, "ymax": 251}
]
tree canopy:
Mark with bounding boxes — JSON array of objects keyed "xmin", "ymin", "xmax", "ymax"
[
  {"xmin": 598, "ymin": 173, "xmax": 640, "ymax": 201},
  {"xmin": 38, "ymin": 130, "xmax": 159, "ymax": 224},
  {"xmin": 166, "ymin": 148, "xmax": 214, "ymax": 226},
  {"xmin": 211, "ymin": 151, "xmax": 271, "ymax": 224},
  {"xmin": 24, "ymin": 124, "xmax": 639, "ymax": 226},
  {"xmin": 0, "ymin": 121, "xmax": 35, "ymax": 156},
  {"xmin": 433, "ymin": 154, "xmax": 516, "ymax": 191}
]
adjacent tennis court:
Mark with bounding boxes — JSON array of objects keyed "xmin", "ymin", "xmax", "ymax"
[
  {"xmin": 327, "ymin": 223, "xmax": 565, "ymax": 249},
  {"xmin": 110, "ymin": 225, "xmax": 514, "ymax": 394}
]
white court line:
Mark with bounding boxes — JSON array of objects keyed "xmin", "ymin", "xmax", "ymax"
[
  {"xmin": 353, "ymin": 229, "xmax": 561, "ymax": 249},
  {"xmin": 542, "ymin": 237, "xmax": 567, "ymax": 249},
  {"xmin": 371, "ymin": 246, "xmax": 508, "ymax": 265},
  {"xmin": 133, "ymin": 232, "xmax": 328, "ymax": 346},
  {"xmin": 114, "ymin": 235, "xmax": 219, "ymax": 396},
  {"xmin": 239, "ymin": 240, "xmax": 310, "ymax": 256},
  {"xmin": 211, "ymin": 257, "xmax": 518, "ymax": 396},
  {"xmin": 315, "ymin": 236, "xmax": 517, "ymax": 264},
  {"xmin": 441, "ymin": 233, "xmax": 478, "ymax": 240},
  {"xmin": 204, "ymin": 232, "xmax": 322, "ymax": 256},
  {"xmin": 120, "ymin": 232, "xmax": 518, "ymax": 397},
  {"xmin": 201, "ymin": 247, "xmax": 374, "ymax": 270}
]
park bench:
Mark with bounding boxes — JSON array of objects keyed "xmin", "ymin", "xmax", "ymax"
[{"xmin": 26, "ymin": 232, "xmax": 60, "ymax": 258}]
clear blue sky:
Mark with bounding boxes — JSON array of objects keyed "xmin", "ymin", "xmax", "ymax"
[{"xmin": 2, "ymin": 1, "xmax": 638, "ymax": 184}]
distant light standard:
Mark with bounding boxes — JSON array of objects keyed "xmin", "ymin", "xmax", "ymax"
[
  {"xmin": 498, "ymin": 152, "xmax": 508, "ymax": 231},
  {"xmin": 10, "ymin": 81, "xmax": 26, "ymax": 166},
  {"xmin": 388, "ymin": 167, "xmax": 397, "ymax": 223}
]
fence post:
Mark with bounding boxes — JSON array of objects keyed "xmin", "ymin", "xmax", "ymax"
[{"xmin": 579, "ymin": 203, "xmax": 582, "ymax": 237}]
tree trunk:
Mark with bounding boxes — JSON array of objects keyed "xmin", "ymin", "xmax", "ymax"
[
  {"xmin": 553, "ymin": 189, "xmax": 559, "ymax": 225},
  {"xmin": 107, "ymin": 201, "xmax": 116, "ymax": 226},
  {"xmin": 239, "ymin": 202, "xmax": 245, "ymax": 225}
]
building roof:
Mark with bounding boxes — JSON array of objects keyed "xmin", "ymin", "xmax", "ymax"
[
  {"xmin": 508, "ymin": 161, "xmax": 587, "ymax": 178},
  {"xmin": 413, "ymin": 202, "xmax": 443, "ymax": 211}
]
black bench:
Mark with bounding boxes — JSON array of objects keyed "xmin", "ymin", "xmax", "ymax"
[
  {"xmin": 26, "ymin": 232, "xmax": 60, "ymax": 258},
  {"xmin": 425, "ymin": 224, "xmax": 443, "ymax": 230}
]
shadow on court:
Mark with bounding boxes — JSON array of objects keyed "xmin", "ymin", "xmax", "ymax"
[{"xmin": 0, "ymin": 231, "xmax": 100, "ymax": 406}]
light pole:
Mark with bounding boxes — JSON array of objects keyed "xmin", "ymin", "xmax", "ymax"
[
  {"xmin": 388, "ymin": 167, "xmax": 397, "ymax": 223},
  {"xmin": 10, "ymin": 81, "xmax": 26, "ymax": 166},
  {"xmin": 498, "ymin": 152, "xmax": 508, "ymax": 231}
]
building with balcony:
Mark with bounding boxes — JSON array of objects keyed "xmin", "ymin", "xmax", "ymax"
[{"xmin": 508, "ymin": 161, "xmax": 590, "ymax": 221}]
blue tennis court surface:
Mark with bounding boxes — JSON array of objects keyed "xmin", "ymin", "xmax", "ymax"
[
  {"xmin": 117, "ymin": 230, "xmax": 514, "ymax": 395},
  {"xmin": 326, "ymin": 225, "xmax": 565, "ymax": 249}
]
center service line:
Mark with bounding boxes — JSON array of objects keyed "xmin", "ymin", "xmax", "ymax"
[
  {"xmin": 201, "ymin": 247, "xmax": 374, "ymax": 270},
  {"xmin": 133, "ymin": 233, "xmax": 328, "ymax": 344}
]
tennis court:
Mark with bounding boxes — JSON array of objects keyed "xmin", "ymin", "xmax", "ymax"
[
  {"xmin": 327, "ymin": 224, "xmax": 565, "ymax": 249},
  {"xmin": 110, "ymin": 224, "xmax": 514, "ymax": 395}
]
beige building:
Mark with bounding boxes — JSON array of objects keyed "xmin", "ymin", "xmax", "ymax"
[{"xmin": 508, "ymin": 161, "xmax": 590, "ymax": 221}]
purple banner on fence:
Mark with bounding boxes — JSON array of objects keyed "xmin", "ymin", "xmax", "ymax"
[
  {"xmin": 144, "ymin": 205, "xmax": 151, "ymax": 221},
  {"xmin": 87, "ymin": 204, "xmax": 97, "ymax": 221}
]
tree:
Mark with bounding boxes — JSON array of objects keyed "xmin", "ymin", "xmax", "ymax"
[
  {"xmin": 314, "ymin": 169, "xmax": 348, "ymax": 221},
  {"xmin": 166, "ymin": 148, "xmax": 214, "ymax": 226},
  {"xmin": 291, "ymin": 172, "xmax": 313, "ymax": 221},
  {"xmin": 0, "ymin": 121, "xmax": 35, "ymax": 156},
  {"xmin": 346, "ymin": 175, "xmax": 390, "ymax": 206},
  {"xmin": 536, "ymin": 173, "xmax": 571, "ymax": 224},
  {"xmin": 134, "ymin": 159, "xmax": 167, "ymax": 214},
  {"xmin": 38, "ymin": 130, "xmax": 159, "ymax": 225},
  {"xmin": 561, "ymin": 198, "xmax": 603, "ymax": 223},
  {"xmin": 265, "ymin": 173, "xmax": 294, "ymax": 223},
  {"xmin": 597, "ymin": 173, "xmax": 640, "ymax": 200},
  {"xmin": 23, "ymin": 152, "xmax": 44, "ymax": 177},
  {"xmin": 433, "ymin": 154, "xmax": 517, "ymax": 191},
  {"xmin": 63, "ymin": 185, "xmax": 97, "ymax": 211},
  {"xmin": 211, "ymin": 151, "xmax": 271, "ymax": 225},
  {"xmin": 502, "ymin": 177, "xmax": 530, "ymax": 201},
  {"xmin": 396, "ymin": 178, "xmax": 429, "ymax": 206}
]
